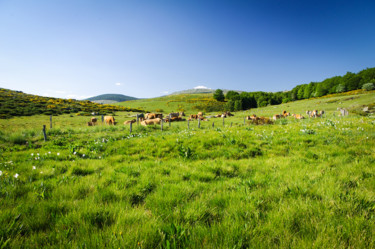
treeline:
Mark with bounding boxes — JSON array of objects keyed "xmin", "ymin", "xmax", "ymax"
[
  {"xmin": 223, "ymin": 67, "xmax": 375, "ymax": 111},
  {"xmin": 0, "ymin": 88, "xmax": 144, "ymax": 119}
]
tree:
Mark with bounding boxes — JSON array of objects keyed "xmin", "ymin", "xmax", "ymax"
[
  {"xmin": 336, "ymin": 84, "xmax": 346, "ymax": 93},
  {"xmin": 362, "ymin": 83, "xmax": 374, "ymax": 91},
  {"xmin": 225, "ymin": 91, "xmax": 240, "ymax": 101},
  {"xmin": 234, "ymin": 100, "xmax": 243, "ymax": 111},
  {"xmin": 213, "ymin": 89, "xmax": 225, "ymax": 102}
]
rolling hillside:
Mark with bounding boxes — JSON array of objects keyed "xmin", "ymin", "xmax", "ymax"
[
  {"xmin": 0, "ymin": 90, "xmax": 374, "ymax": 248},
  {"xmin": 86, "ymin": 94, "xmax": 138, "ymax": 104},
  {"xmin": 116, "ymin": 90, "xmax": 375, "ymax": 115},
  {"xmin": 0, "ymin": 88, "xmax": 144, "ymax": 118}
]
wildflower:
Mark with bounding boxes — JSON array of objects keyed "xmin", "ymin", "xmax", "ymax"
[
  {"xmin": 82, "ymin": 154, "xmax": 85, "ymax": 157},
  {"xmin": 32, "ymin": 166, "xmax": 36, "ymax": 170},
  {"xmin": 31, "ymin": 153, "xmax": 34, "ymax": 156},
  {"xmin": 14, "ymin": 173, "xmax": 19, "ymax": 178},
  {"xmin": 0, "ymin": 170, "xmax": 2, "ymax": 176},
  {"xmin": 40, "ymin": 171, "xmax": 43, "ymax": 174},
  {"xmin": 37, "ymin": 153, "xmax": 39, "ymax": 156},
  {"xmin": 48, "ymin": 151, "xmax": 51, "ymax": 154},
  {"xmin": 57, "ymin": 153, "xmax": 60, "ymax": 156},
  {"xmin": 73, "ymin": 152, "xmax": 77, "ymax": 155}
]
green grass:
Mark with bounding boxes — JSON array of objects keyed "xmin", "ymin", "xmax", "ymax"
[{"xmin": 0, "ymin": 91, "xmax": 374, "ymax": 248}]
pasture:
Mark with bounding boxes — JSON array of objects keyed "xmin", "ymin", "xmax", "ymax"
[{"xmin": 0, "ymin": 92, "xmax": 374, "ymax": 248}]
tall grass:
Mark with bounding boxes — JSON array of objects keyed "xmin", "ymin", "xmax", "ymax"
[{"xmin": 0, "ymin": 92, "xmax": 374, "ymax": 248}]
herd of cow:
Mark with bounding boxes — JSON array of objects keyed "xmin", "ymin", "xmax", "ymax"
[{"xmin": 87, "ymin": 109, "xmax": 325, "ymax": 126}]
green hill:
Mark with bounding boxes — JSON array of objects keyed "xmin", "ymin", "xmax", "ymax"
[
  {"xmin": 86, "ymin": 94, "xmax": 138, "ymax": 103},
  {"xmin": 0, "ymin": 88, "xmax": 144, "ymax": 119}
]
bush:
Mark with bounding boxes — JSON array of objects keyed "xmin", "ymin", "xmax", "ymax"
[
  {"xmin": 336, "ymin": 84, "xmax": 346, "ymax": 93},
  {"xmin": 9, "ymin": 134, "xmax": 27, "ymax": 145},
  {"xmin": 362, "ymin": 83, "xmax": 374, "ymax": 91}
]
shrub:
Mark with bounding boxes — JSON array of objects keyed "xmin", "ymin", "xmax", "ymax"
[
  {"xmin": 362, "ymin": 83, "xmax": 374, "ymax": 91},
  {"xmin": 9, "ymin": 134, "xmax": 27, "ymax": 145}
]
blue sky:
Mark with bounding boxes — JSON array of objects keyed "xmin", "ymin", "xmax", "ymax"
[{"xmin": 1, "ymin": 0, "xmax": 374, "ymax": 99}]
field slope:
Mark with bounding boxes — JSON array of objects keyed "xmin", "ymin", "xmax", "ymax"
[{"xmin": 0, "ymin": 91, "xmax": 374, "ymax": 248}]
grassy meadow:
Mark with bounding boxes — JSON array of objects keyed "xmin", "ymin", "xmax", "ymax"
[{"xmin": 0, "ymin": 91, "xmax": 374, "ymax": 248}]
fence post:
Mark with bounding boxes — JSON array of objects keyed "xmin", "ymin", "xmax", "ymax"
[
  {"xmin": 161, "ymin": 119, "xmax": 163, "ymax": 131},
  {"xmin": 169, "ymin": 114, "xmax": 171, "ymax": 127},
  {"xmin": 231, "ymin": 122, "xmax": 232, "ymax": 127},
  {"xmin": 222, "ymin": 116, "xmax": 225, "ymax": 127},
  {"xmin": 198, "ymin": 118, "xmax": 201, "ymax": 128},
  {"xmin": 50, "ymin": 115, "xmax": 52, "ymax": 129},
  {"xmin": 244, "ymin": 117, "xmax": 246, "ymax": 125},
  {"xmin": 136, "ymin": 114, "xmax": 139, "ymax": 126},
  {"xmin": 101, "ymin": 115, "xmax": 104, "ymax": 123},
  {"xmin": 187, "ymin": 119, "xmax": 190, "ymax": 129},
  {"xmin": 43, "ymin": 125, "xmax": 47, "ymax": 141},
  {"xmin": 212, "ymin": 122, "xmax": 214, "ymax": 128},
  {"xmin": 130, "ymin": 122, "xmax": 132, "ymax": 134}
]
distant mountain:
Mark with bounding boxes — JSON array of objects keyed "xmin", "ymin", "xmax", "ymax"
[
  {"xmin": 86, "ymin": 94, "xmax": 138, "ymax": 104},
  {"xmin": 169, "ymin": 88, "xmax": 243, "ymax": 95}
]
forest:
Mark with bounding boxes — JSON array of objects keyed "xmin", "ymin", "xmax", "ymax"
[{"xmin": 222, "ymin": 67, "xmax": 375, "ymax": 111}]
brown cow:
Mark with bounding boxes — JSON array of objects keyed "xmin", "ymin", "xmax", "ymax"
[
  {"xmin": 104, "ymin": 116, "xmax": 116, "ymax": 125},
  {"xmin": 91, "ymin": 117, "xmax": 97, "ymax": 125},
  {"xmin": 273, "ymin": 114, "xmax": 282, "ymax": 120},
  {"xmin": 124, "ymin": 119, "xmax": 136, "ymax": 125},
  {"xmin": 189, "ymin": 114, "xmax": 199, "ymax": 120},
  {"xmin": 140, "ymin": 118, "xmax": 162, "ymax": 126},
  {"xmin": 292, "ymin": 114, "xmax": 305, "ymax": 119},
  {"xmin": 87, "ymin": 121, "xmax": 93, "ymax": 126}
]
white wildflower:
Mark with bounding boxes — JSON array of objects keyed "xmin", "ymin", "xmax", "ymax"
[
  {"xmin": 31, "ymin": 153, "xmax": 34, "ymax": 156},
  {"xmin": 48, "ymin": 151, "xmax": 51, "ymax": 154},
  {"xmin": 32, "ymin": 166, "xmax": 36, "ymax": 170},
  {"xmin": 73, "ymin": 152, "xmax": 77, "ymax": 155},
  {"xmin": 82, "ymin": 154, "xmax": 85, "ymax": 157},
  {"xmin": 14, "ymin": 173, "xmax": 19, "ymax": 178},
  {"xmin": 57, "ymin": 153, "xmax": 60, "ymax": 156},
  {"xmin": 0, "ymin": 170, "xmax": 2, "ymax": 176}
]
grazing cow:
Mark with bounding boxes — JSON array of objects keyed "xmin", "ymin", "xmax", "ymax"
[
  {"xmin": 319, "ymin": 110, "xmax": 325, "ymax": 117},
  {"xmin": 306, "ymin": 110, "xmax": 311, "ymax": 116},
  {"xmin": 90, "ymin": 117, "xmax": 97, "ymax": 125},
  {"xmin": 140, "ymin": 118, "xmax": 162, "ymax": 126},
  {"xmin": 104, "ymin": 116, "xmax": 116, "ymax": 125},
  {"xmin": 189, "ymin": 114, "xmax": 199, "ymax": 120},
  {"xmin": 224, "ymin": 111, "xmax": 234, "ymax": 116},
  {"xmin": 246, "ymin": 114, "xmax": 257, "ymax": 120},
  {"xmin": 273, "ymin": 114, "xmax": 282, "ymax": 120},
  {"xmin": 124, "ymin": 119, "xmax": 136, "ymax": 125},
  {"xmin": 169, "ymin": 112, "xmax": 180, "ymax": 118},
  {"xmin": 87, "ymin": 121, "xmax": 94, "ymax": 126},
  {"xmin": 283, "ymin": 112, "xmax": 290, "ymax": 117},
  {"xmin": 179, "ymin": 112, "xmax": 185, "ymax": 116},
  {"xmin": 292, "ymin": 114, "xmax": 305, "ymax": 119},
  {"xmin": 310, "ymin": 110, "xmax": 319, "ymax": 118},
  {"xmin": 165, "ymin": 117, "xmax": 182, "ymax": 122},
  {"xmin": 137, "ymin": 113, "xmax": 145, "ymax": 121},
  {"xmin": 198, "ymin": 112, "xmax": 204, "ymax": 116}
]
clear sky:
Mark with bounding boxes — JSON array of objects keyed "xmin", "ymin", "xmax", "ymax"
[{"xmin": 1, "ymin": 0, "xmax": 374, "ymax": 99}]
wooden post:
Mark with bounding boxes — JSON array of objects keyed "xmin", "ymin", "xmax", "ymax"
[
  {"xmin": 129, "ymin": 122, "xmax": 132, "ymax": 134},
  {"xmin": 161, "ymin": 119, "xmax": 163, "ymax": 131},
  {"xmin": 50, "ymin": 115, "xmax": 52, "ymax": 129},
  {"xmin": 230, "ymin": 122, "xmax": 232, "ymax": 127},
  {"xmin": 101, "ymin": 115, "xmax": 104, "ymax": 123},
  {"xmin": 43, "ymin": 125, "xmax": 47, "ymax": 141},
  {"xmin": 136, "ymin": 114, "xmax": 139, "ymax": 125},
  {"xmin": 222, "ymin": 116, "xmax": 225, "ymax": 127},
  {"xmin": 212, "ymin": 122, "xmax": 214, "ymax": 128},
  {"xmin": 198, "ymin": 118, "xmax": 200, "ymax": 128},
  {"xmin": 169, "ymin": 115, "xmax": 171, "ymax": 127},
  {"xmin": 243, "ymin": 117, "xmax": 246, "ymax": 125},
  {"xmin": 187, "ymin": 119, "xmax": 190, "ymax": 129}
]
